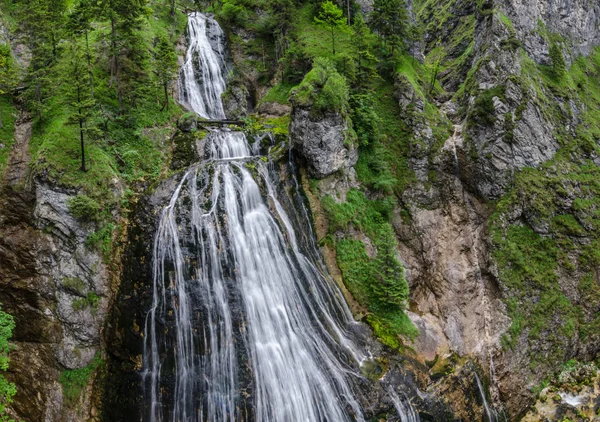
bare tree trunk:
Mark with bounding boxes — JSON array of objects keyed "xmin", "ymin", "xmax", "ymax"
[
  {"xmin": 332, "ymin": 27, "xmax": 336, "ymax": 56},
  {"xmin": 85, "ymin": 30, "xmax": 95, "ymax": 99},
  {"xmin": 347, "ymin": 0, "xmax": 350, "ymax": 25},
  {"xmin": 78, "ymin": 85, "xmax": 87, "ymax": 172}
]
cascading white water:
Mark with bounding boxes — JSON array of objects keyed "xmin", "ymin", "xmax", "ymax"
[
  {"xmin": 475, "ymin": 372, "xmax": 499, "ymax": 422},
  {"xmin": 143, "ymin": 12, "xmax": 373, "ymax": 422},
  {"xmin": 178, "ymin": 12, "xmax": 227, "ymax": 119},
  {"xmin": 389, "ymin": 387, "xmax": 420, "ymax": 422}
]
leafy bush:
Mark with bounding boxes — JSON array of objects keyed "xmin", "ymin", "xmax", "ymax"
[
  {"xmin": 469, "ymin": 86, "xmax": 506, "ymax": 127},
  {"xmin": 67, "ymin": 195, "xmax": 101, "ymax": 223},
  {"xmin": 291, "ymin": 57, "xmax": 349, "ymax": 115}
]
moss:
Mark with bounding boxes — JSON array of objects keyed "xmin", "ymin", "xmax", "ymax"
[
  {"xmin": 67, "ymin": 195, "xmax": 102, "ymax": 223},
  {"xmin": 62, "ymin": 277, "xmax": 87, "ymax": 296},
  {"xmin": 59, "ymin": 354, "xmax": 104, "ymax": 406},
  {"xmin": 497, "ymin": 11, "xmax": 515, "ymax": 33},
  {"xmin": 261, "ymin": 83, "xmax": 295, "ymax": 105}
]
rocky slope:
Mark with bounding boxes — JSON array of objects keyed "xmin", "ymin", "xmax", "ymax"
[
  {"xmin": 0, "ymin": 127, "xmax": 110, "ymax": 420},
  {"xmin": 287, "ymin": 0, "xmax": 600, "ymax": 419}
]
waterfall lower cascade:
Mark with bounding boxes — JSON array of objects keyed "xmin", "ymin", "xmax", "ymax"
[{"xmin": 142, "ymin": 12, "xmax": 375, "ymax": 422}]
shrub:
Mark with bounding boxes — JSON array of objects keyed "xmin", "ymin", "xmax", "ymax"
[
  {"xmin": 291, "ymin": 57, "xmax": 349, "ymax": 115},
  {"xmin": 67, "ymin": 195, "xmax": 101, "ymax": 223}
]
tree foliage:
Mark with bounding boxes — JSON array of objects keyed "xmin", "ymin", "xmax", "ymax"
[
  {"xmin": 369, "ymin": 0, "xmax": 408, "ymax": 55},
  {"xmin": 154, "ymin": 35, "xmax": 178, "ymax": 111},
  {"xmin": 314, "ymin": 0, "xmax": 346, "ymax": 55},
  {"xmin": 292, "ymin": 57, "xmax": 349, "ymax": 115}
]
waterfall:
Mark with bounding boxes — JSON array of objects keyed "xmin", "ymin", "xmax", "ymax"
[
  {"xmin": 143, "ymin": 12, "xmax": 371, "ymax": 421},
  {"xmin": 178, "ymin": 13, "xmax": 227, "ymax": 119},
  {"xmin": 389, "ymin": 387, "xmax": 420, "ymax": 422},
  {"xmin": 475, "ymin": 372, "xmax": 499, "ymax": 422}
]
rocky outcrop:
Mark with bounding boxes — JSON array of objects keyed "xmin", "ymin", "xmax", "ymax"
[
  {"xmin": 290, "ymin": 107, "xmax": 358, "ymax": 179},
  {"xmin": 396, "ymin": 0, "xmax": 600, "ymax": 418},
  {"xmin": 501, "ymin": 0, "xmax": 600, "ymax": 62},
  {"xmin": 222, "ymin": 78, "xmax": 250, "ymax": 119},
  {"xmin": 0, "ymin": 180, "xmax": 110, "ymax": 422}
]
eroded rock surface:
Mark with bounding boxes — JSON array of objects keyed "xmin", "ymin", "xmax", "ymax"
[{"xmin": 290, "ymin": 107, "xmax": 358, "ymax": 179}]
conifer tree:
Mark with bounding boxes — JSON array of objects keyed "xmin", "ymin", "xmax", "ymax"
[
  {"xmin": 68, "ymin": 0, "xmax": 97, "ymax": 98},
  {"xmin": 98, "ymin": 0, "xmax": 149, "ymax": 112},
  {"xmin": 65, "ymin": 40, "xmax": 97, "ymax": 172},
  {"xmin": 0, "ymin": 306, "xmax": 15, "ymax": 422},
  {"xmin": 314, "ymin": 1, "xmax": 346, "ymax": 56},
  {"xmin": 373, "ymin": 227, "xmax": 409, "ymax": 309},
  {"xmin": 369, "ymin": 0, "xmax": 408, "ymax": 54},
  {"xmin": 351, "ymin": 15, "xmax": 378, "ymax": 87},
  {"xmin": 550, "ymin": 43, "xmax": 566, "ymax": 79},
  {"xmin": 154, "ymin": 35, "xmax": 178, "ymax": 111},
  {"xmin": 17, "ymin": 0, "xmax": 68, "ymax": 119}
]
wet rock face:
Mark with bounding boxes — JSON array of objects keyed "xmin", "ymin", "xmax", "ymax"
[
  {"xmin": 222, "ymin": 79, "xmax": 250, "ymax": 119},
  {"xmin": 101, "ymin": 174, "xmax": 181, "ymax": 422},
  {"xmin": 290, "ymin": 107, "xmax": 358, "ymax": 179},
  {"xmin": 0, "ymin": 180, "xmax": 109, "ymax": 421}
]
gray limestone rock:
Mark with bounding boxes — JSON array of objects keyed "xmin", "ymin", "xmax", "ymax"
[{"xmin": 289, "ymin": 107, "xmax": 358, "ymax": 179}]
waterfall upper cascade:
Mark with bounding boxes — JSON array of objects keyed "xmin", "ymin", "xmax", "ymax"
[
  {"xmin": 143, "ymin": 12, "xmax": 377, "ymax": 422},
  {"xmin": 178, "ymin": 13, "xmax": 227, "ymax": 119}
]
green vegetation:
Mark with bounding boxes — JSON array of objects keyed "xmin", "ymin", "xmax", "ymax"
[
  {"xmin": 0, "ymin": 0, "xmax": 191, "ymax": 229},
  {"xmin": 488, "ymin": 45, "xmax": 600, "ymax": 367},
  {"xmin": 67, "ymin": 195, "xmax": 102, "ymax": 223},
  {"xmin": 62, "ymin": 277, "xmax": 87, "ymax": 296},
  {"xmin": 292, "ymin": 57, "xmax": 350, "ymax": 115},
  {"xmin": 322, "ymin": 189, "xmax": 418, "ymax": 347},
  {"xmin": 72, "ymin": 292, "xmax": 100, "ymax": 312},
  {"xmin": 59, "ymin": 353, "xmax": 104, "ymax": 406},
  {"xmin": 314, "ymin": 1, "xmax": 346, "ymax": 56},
  {"xmin": 0, "ymin": 305, "xmax": 15, "ymax": 421},
  {"xmin": 0, "ymin": 97, "xmax": 16, "ymax": 175}
]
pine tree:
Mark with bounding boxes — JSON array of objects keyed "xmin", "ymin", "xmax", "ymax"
[
  {"xmin": 154, "ymin": 35, "xmax": 178, "ymax": 111},
  {"xmin": 373, "ymin": 227, "xmax": 409, "ymax": 309},
  {"xmin": 267, "ymin": 0, "xmax": 295, "ymax": 61},
  {"xmin": 550, "ymin": 43, "xmax": 566, "ymax": 79},
  {"xmin": 17, "ymin": 0, "xmax": 68, "ymax": 119},
  {"xmin": 369, "ymin": 0, "xmax": 408, "ymax": 55},
  {"xmin": 98, "ymin": 0, "xmax": 149, "ymax": 112},
  {"xmin": 68, "ymin": 0, "xmax": 97, "ymax": 98},
  {"xmin": 64, "ymin": 40, "xmax": 97, "ymax": 172},
  {"xmin": 351, "ymin": 15, "xmax": 378, "ymax": 88},
  {"xmin": 314, "ymin": 0, "xmax": 346, "ymax": 56}
]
